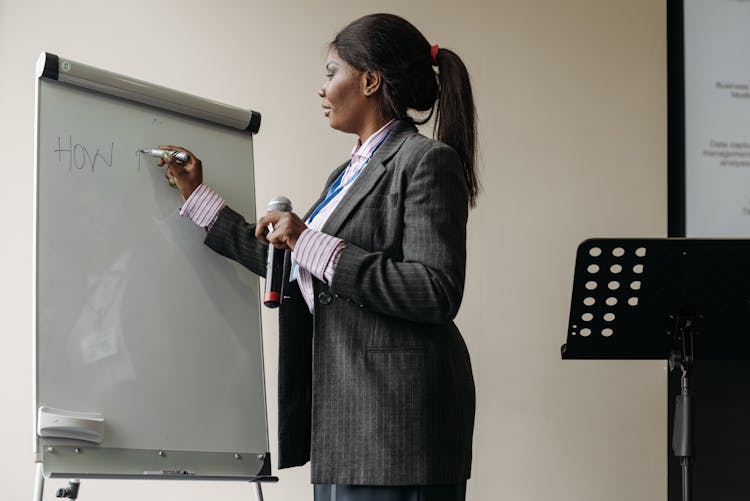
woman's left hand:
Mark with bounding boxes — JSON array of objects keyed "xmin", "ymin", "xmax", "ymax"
[{"xmin": 255, "ymin": 211, "xmax": 307, "ymax": 250}]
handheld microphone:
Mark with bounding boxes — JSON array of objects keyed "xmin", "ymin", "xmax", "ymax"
[{"xmin": 263, "ymin": 195, "xmax": 292, "ymax": 308}]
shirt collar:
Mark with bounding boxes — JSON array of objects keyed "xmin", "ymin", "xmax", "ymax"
[{"xmin": 351, "ymin": 119, "xmax": 400, "ymax": 161}]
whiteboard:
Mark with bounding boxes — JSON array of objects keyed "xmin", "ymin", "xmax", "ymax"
[{"xmin": 34, "ymin": 75, "xmax": 269, "ymax": 479}]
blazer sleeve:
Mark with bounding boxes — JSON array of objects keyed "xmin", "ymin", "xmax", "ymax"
[
  {"xmin": 330, "ymin": 144, "xmax": 469, "ymax": 324},
  {"xmin": 204, "ymin": 205, "xmax": 268, "ymax": 277}
]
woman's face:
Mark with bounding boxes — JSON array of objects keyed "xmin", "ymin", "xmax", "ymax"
[{"xmin": 319, "ymin": 49, "xmax": 369, "ymax": 134}]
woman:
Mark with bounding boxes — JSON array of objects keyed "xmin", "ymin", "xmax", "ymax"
[{"xmin": 161, "ymin": 13, "xmax": 478, "ymax": 501}]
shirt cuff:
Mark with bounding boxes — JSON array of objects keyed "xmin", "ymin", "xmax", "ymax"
[
  {"xmin": 179, "ymin": 184, "xmax": 225, "ymax": 230},
  {"xmin": 292, "ymin": 229, "xmax": 345, "ymax": 284}
]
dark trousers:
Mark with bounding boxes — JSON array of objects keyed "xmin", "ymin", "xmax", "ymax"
[{"xmin": 313, "ymin": 482, "xmax": 467, "ymax": 501}]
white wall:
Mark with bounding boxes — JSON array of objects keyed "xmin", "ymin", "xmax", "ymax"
[{"xmin": 0, "ymin": 1, "xmax": 667, "ymax": 500}]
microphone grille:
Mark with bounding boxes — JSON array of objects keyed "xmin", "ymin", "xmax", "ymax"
[{"xmin": 267, "ymin": 195, "xmax": 292, "ymax": 212}]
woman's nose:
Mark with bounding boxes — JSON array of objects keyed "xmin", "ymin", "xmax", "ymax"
[{"xmin": 318, "ymin": 86, "xmax": 325, "ymax": 98}]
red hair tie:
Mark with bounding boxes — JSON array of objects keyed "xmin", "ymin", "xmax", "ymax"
[{"xmin": 430, "ymin": 44, "xmax": 440, "ymax": 66}]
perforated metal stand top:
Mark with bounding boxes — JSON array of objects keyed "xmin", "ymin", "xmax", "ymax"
[{"xmin": 562, "ymin": 238, "xmax": 750, "ymax": 361}]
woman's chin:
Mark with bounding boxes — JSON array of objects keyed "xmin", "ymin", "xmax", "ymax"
[
  {"xmin": 326, "ymin": 116, "xmax": 342, "ymax": 131},
  {"xmin": 324, "ymin": 112, "xmax": 337, "ymax": 128}
]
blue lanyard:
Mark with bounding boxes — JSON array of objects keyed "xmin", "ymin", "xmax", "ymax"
[
  {"xmin": 306, "ymin": 168, "xmax": 351, "ymax": 224},
  {"xmin": 306, "ymin": 130, "xmax": 391, "ymax": 225}
]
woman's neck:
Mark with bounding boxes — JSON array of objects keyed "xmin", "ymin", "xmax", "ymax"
[{"xmin": 357, "ymin": 117, "xmax": 392, "ymax": 143}]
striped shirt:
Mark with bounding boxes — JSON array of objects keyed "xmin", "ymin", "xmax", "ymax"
[{"xmin": 180, "ymin": 118, "xmax": 399, "ymax": 312}]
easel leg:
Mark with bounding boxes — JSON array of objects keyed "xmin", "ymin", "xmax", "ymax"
[
  {"xmin": 33, "ymin": 463, "xmax": 44, "ymax": 501},
  {"xmin": 56, "ymin": 480, "xmax": 80, "ymax": 499},
  {"xmin": 252, "ymin": 482, "xmax": 264, "ymax": 501}
]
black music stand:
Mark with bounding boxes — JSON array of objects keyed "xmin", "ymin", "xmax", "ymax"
[{"xmin": 561, "ymin": 239, "xmax": 750, "ymax": 501}]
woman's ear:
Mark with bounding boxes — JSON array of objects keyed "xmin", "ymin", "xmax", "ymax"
[{"xmin": 362, "ymin": 71, "xmax": 382, "ymax": 96}]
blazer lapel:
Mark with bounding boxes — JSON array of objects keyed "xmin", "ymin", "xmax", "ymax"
[
  {"xmin": 303, "ymin": 160, "xmax": 349, "ymax": 221},
  {"xmin": 321, "ymin": 121, "xmax": 417, "ymax": 237}
]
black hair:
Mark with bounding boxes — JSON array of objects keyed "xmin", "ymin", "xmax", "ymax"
[{"xmin": 331, "ymin": 13, "xmax": 480, "ymax": 207}]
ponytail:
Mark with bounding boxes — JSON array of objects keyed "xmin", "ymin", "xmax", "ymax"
[{"xmin": 434, "ymin": 48, "xmax": 479, "ymax": 207}]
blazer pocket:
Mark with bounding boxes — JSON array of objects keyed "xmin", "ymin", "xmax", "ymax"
[{"xmin": 364, "ymin": 348, "xmax": 427, "ymax": 427}]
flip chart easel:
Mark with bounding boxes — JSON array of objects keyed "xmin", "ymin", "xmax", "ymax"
[{"xmin": 33, "ymin": 52, "xmax": 276, "ymax": 500}]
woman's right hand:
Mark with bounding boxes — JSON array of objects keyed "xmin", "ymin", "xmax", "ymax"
[{"xmin": 157, "ymin": 145, "xmax": 203, "ymax": 201}]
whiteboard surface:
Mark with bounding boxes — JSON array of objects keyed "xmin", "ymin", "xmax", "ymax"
[{"xmin": 35, "ymin": 78, "xmax": 268, "ymax": 474}]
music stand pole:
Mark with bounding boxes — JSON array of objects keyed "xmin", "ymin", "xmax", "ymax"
[{"xmin": 669, "ymin": 314, "xmax": 698, "ymax": 501}]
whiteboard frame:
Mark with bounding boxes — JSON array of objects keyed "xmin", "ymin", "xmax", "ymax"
[
  {"xmin": 33, "ymin": 53, "xmax": 274, "ymax": 482},
  {"xmin": 36, "ymin": 52, "xmax": 261, "ymax": 134}
]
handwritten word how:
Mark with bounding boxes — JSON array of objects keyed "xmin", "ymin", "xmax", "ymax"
[{"xmin": 54, "ymin": 136, "xmax": 114, "ymax": 172}]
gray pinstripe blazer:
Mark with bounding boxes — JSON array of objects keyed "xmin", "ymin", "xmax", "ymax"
[{"xmin": 204, "ymin": 121, "xmax": 475, "ymax": 485}]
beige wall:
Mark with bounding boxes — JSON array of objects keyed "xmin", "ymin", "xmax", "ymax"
[{"xmin": 0, "ymin": 1, "xmax": 667, "ymax": 499}]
